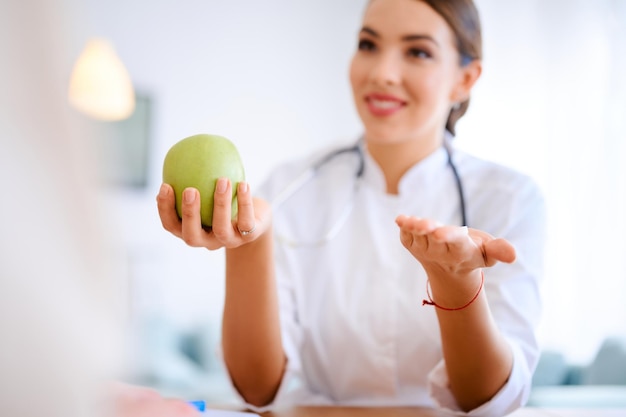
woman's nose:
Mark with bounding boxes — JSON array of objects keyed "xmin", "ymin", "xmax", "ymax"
[{"xmin": 368, "ymin": 52, "xmax": 402, "ymax": 86}]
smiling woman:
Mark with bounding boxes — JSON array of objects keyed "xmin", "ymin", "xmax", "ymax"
[{"xmin": 155, "ymin": 0, "xmax": 545, "ymax": 416}]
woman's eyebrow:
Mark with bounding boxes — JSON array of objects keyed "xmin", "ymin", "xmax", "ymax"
[
  {"xmin": 402, "ymin": 34, "xmax": 439, "ymax": 47},
  {"xmin": 360, "ymin": 26, "xmax": 439, "ymax": 47},
  {"xmin": 360, "ymin": 26, "xmax": 380, "ymax": 37}
]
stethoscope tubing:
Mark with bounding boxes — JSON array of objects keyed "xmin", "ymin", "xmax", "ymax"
[
  {"xmin": 272, "ymin": 137, "xmax": 468, "ymax": 247},
  {"xmin": 310, "ymin": 138, "xmax": 467, "ymax": 226}
]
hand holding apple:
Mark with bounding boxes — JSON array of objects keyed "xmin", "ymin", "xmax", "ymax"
[
  {"xmin": 158, "ymin": 133, "xmax": 270, "ymax": 250},
  {"xmin": 162, "ymin": 133, "xmax": 245, "ymax": 227}
]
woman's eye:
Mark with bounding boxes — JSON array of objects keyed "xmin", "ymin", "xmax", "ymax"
[
  {"xmin": 358, "ymin": 39, "xmax": 376, "ymax": 52},
  {"xmin": 407, "ymin": 48, "xmax": 431, "ymax": 59}
]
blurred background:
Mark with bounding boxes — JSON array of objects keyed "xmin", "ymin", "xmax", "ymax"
[{"xmin": 3, "ymin": 0, "xmax": 625, "ymax": 409}]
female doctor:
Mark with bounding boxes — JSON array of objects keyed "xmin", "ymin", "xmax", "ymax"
[{"xmin": 157, "ymin": 0, "xmax": 545, "ymax": 415}]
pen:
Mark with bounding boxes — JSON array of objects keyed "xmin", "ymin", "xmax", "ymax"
[{"xmin": 188, "ymin": 400, "xmax": 206, "ymax": 412}]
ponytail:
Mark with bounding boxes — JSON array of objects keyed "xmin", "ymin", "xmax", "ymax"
[{"xmin": 446, "ymin": 98, "xmax": 470, "ymax": 136}]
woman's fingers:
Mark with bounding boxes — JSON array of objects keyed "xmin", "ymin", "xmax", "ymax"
[
  {"xmin": 235, "ymin": 181, "xmax": 256, "ymax": 240},
  {"xmin": 484, "ymin": 237, "xmax": 516, "ymax": 265},
  {"xmin": 156, "ymin": 183, "xmax": 182, "ymax": 238},
  {"xmin": 396, "ymin": 215, "xmax": 516, "ymax": 270},
  {"xmin": 467, "ymin": 229, "xmax": 517, "ymax": 265},
  {"xmin": 212, "ymin": 179, "xmax": 265, "ymax": 245},
  {"xmin": 156, "ymin": 179, "xmax": 267, "ymax": 250},
  {"xmin": 396, "ymin": 215, "xmax": 439, "ymax": 235},
  {"xmin": 179, "ymin": 187, "xmax": 213, "ymax": 247},
  {"xmin": 396, "ymin": 215, "xmax": 437, "ymax": 248},
  {"xmin": 396, "ymin": 215, "xmax": 452, "ymax": 251},
  {"xmin": 211, "ymin": 177, "xmax": 237, "ymax": 242}
]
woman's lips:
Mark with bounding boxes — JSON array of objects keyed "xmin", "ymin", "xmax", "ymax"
[{"xmin": 365, "ymin": 93, "xmax": 406, "ymax": 116}]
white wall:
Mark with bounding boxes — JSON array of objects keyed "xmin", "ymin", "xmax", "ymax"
[{"xmin": 74, "ymin": 0, "xmax": 625, "ymax": 385}]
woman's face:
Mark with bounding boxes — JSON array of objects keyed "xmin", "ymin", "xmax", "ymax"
[{"xmin": 350, "ymin": 0, "xmax": 477, "ymax": 145}]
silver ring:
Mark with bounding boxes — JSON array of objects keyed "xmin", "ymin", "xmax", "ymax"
[{"xmin": 238, "ymin": 225, "xmax": 256, "ymax": 236}]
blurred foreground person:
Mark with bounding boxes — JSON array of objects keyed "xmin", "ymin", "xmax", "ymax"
[{"xmin": 0, "ymin": 1, "xmax": 198, "ymax": 416}]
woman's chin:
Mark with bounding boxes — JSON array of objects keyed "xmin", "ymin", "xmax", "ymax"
[{"xmin": 363, "ymin": 128, "xmax": 410, "ymax": 145}]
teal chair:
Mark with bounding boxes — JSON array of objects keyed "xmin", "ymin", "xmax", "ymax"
[
  {"xmin": 582, "ymin": 338, "xmax": 626, "ymax": 385},
  {"xmin": 528, "ymin": 337, "xmax": 626, "ymax": 407}
]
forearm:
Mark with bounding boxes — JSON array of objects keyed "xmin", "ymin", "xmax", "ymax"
[
  {"xmin": 429, "ymin": 270, "xmax": 513, "ymax": 412},
  {"xmin": 222, "ymin": 229, "xmax": 286, "ymax": 407}
]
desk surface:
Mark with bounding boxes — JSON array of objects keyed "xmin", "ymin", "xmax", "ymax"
[{"xmin": 257, "ymin": 406, "xmax": 626, "ymax": 417}]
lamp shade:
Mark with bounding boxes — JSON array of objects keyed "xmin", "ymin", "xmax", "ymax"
[{"xmin": 68, "ymin": 38, "xmax": 135, "ymax": 121}]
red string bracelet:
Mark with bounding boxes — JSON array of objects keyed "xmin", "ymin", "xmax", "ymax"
[{"xmin": 422, "ymin": 270, "xmax": 484, "ymax": 311}]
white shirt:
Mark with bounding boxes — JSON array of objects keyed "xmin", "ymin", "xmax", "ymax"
[{"xmin": 231, "ymin": 139, "xmax": 545, "ymax": 417}]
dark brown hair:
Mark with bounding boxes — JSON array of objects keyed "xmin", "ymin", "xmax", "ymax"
[{"xmin": 419, "ymin": 0, "xmax": 483, "ymax": 135}]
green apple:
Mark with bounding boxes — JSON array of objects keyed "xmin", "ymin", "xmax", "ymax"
[{"xmin": 162, "ymin": 133, "xmax": 245, "ymax": 227}]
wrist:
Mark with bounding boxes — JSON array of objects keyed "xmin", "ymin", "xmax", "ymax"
[
  {"xmin": 225, "ymin": 227, "xmax": 274, "ymax": 281},
  {"xmin": 423, "ymin": 269, "xmax": 484, "ymax": 311}
]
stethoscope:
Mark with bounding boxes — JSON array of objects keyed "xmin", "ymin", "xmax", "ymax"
[{"xmin": 272, "ymin": 136, "xmax": 468, "ymax": 247}]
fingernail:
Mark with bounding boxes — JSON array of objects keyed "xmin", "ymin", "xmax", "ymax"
[
  {"xmin": 216, "ymin": 178, "xmax": 228, "ymax": 193},
  {"xmin": 183, "ymin": 188, "xmax": 196, "ymax": 203},
  {"xmin": 159, "ymin": 183, "xmax": 169, "ymax": 196},
  {"xmin": 239, "ymin": 181, "xmax": 249, "ymax": 194}
]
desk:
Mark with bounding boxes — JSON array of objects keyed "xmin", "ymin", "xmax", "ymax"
[{"xmin": 257, "ymin": 406, "xmax": 626, "ymax": 417}]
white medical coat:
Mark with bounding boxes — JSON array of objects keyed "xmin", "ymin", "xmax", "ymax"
[{"xmin": 234, "ymin": 140, "xmax": 545, "ymax": 417}]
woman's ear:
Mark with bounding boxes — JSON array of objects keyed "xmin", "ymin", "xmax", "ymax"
[{"xmin": 452, "ymin": 59, "xmax": 482, "ymax": 103}]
